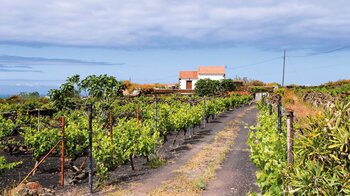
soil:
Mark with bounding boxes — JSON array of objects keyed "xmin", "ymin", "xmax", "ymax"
[
  {"xmin": 1, "ymin": 104, "xmax": 260, "ymax": 196},
  {"xmin": 0, "ymin": 147, "xmax": 86, "ymax": 191},
  {"xmin": 203, "ymin": 106, "xmax": 259, "ymax": 196}
]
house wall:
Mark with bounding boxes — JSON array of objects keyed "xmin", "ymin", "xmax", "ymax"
[
  {"xmin": 179, "ymin": 74, "xmax": 225, "ymax": 90},
  {"xmin": 198, "ymin": 74, "xmax": 225, "ymax": 80},
  {"xmin": 255, "ymin": 92, "xmax": 268, "ymax": 102},
  {"xmin": 179, "ymin": 79, "xmax": 198, "ymax": 90}
]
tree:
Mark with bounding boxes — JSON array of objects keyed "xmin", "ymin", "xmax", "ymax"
[
  {"xmin": 195, "ymin": 79, "xmax": 215, "ymax": 96},
  {"xmin": 48, "ymin": 75, "xmax": 81, "ymax": 110},
  {"xmin": 79, "ymin": 74, "xmax": 125, "ymax": 101},
  {"xmin": 195, "ymin": 79, "xmax": 235, "ymax": 96},
  {"xmin": 48, "ymin": 74, "xmax": 126, "ymax": 110},
  {"xmin": 220, "ymin": 79, "xmax": 236, "ymax": 92}
]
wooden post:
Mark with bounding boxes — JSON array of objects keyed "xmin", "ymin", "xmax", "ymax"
[
  {"xmin": 154, "ymin": 95, "xmax": 157, "ymax": 133},
  {"xmin": 18, "ymin": 140, "xmax": 61, "ymax": 187},
  {"xmin": 136, "ymin": 104, "xmax": 140, "ymax": 121},
  {"xmin": 87, "ymin": 104, "xmax": 93, "ymax": 193},
  {"xmin": 154, "ymin": 96, "xmax": 158, "ymax": 154},
  {"xmin": 189, "ymin": 96, "xmax": 192, "ymax": 137},
  {"xmin": 269, "ymin": 104, "xmax": 272, "ymax": 115},
  {"xmin": 61, "ymin": 116, "xmax": 65, "ymax": 187},
  {"xmin": 277, "ymin": 96, "xmax": 282, "ymax": 134},
  {"xmin": 286, "ymin": 110, "xmax": 294, "ymax": 166},
  {"xmin": 37, "ymin": 109, "xmax": 40, "ymax": 132},
  {"xmin": 262, "ymin": 94, "xmax": 266, "ymax": 105},
  {"xmin": 189, "ymin": 96, "xmax": 193, "ymax": 108},
  {"xmin": 109, "ymin": 111, "xmax": 113, "ymax": 139},
  {"xmin": 202, "ymin": 97, "xmax": 206, "ymax": 128}
]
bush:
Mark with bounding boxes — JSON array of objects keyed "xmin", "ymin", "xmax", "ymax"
[
  {"xmin": 195, "ymin": 79, "xmax": 235, "ymax": 97},
  {"xmin": 249, "ymin": 101, "xmax": 350, "ymax": 194},
  {"xmin": 0, "ymin": 156, "xmax": 22, "ymax": 174},
  {"xmin": 220, "ymin": 79, "xmax": 236, "ymax": 92}
]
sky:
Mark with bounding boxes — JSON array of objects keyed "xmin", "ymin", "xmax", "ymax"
[{"xmin": 0, "ymin": 0, "xmax": 349, "ymax": 95}]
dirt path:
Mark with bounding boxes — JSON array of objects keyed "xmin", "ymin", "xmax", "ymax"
[
  {"xmin": 202, "ymin": 106, "xmax": 259, "ymax": 196},
  {"xmin": 103, "ymin": 105, "xmax": 259, "ymax": 196},
  {"xmin": 130, "ymin": 108, "xmax": 249, "ymax": 195}
]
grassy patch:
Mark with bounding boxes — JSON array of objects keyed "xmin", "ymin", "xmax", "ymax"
[
  {"xmin": 145, "ymin": 157, "xmax": 165, "ymax": 169},
  {"xmin": 195, "ymin": 179, "xmax": 207, "ymax": 190},
  {"xmin": 105, "ymin": 182, "xmax": 141, "ymax": 196}
]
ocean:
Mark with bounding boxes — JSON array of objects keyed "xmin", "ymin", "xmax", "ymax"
[{"xmin": 0, "ymin": 94, "xmax": 10, "ymax": 99}]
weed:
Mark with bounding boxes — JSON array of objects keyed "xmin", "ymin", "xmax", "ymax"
[
  {"xmin": 145, "ymin": 156, "xmax": 165, "ymax": 169},
  {"xmin": 195, "ymin": 179, "xmax": 206, "ymax": 190}
]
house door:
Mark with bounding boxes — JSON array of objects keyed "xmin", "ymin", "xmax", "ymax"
[{"xmin": 186, "ymin": 80, "xmax": 192, "ymax": 90}]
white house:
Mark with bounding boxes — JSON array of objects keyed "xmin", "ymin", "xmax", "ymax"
[{"xmin": 179, "ymin": 66, "xmax": 226, "ymax": 90}]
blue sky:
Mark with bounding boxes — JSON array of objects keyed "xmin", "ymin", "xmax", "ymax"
[{"xmin": 0, "ymin": 0, "xmax": 349, "ymax": 95}]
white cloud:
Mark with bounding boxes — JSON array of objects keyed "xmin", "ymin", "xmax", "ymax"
[
  {"xmin": 0, "ymin": 0, "xmax": 349, "ymax": 49},
  {"xmin": 0, "ymin": 55, "xmax": 123, "ymax": 66}
]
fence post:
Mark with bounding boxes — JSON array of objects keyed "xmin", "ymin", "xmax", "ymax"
[
  {"xmin": 109, "ymin": 111, "xmax": 113, "ymax": 139},
  {"xmin": 189, "ymin": 96, "xmax": 193, "ymax": 108},
  {"xmin": 277, "ymin": 96, "xmax": 282, "ymax": 134},
  {"xmin": 18, "ymin": 141, "xmax": 61, "ymax": 187},
  {"xmin": 154, "ymin": 95, "xmax": 158, "ymax": 133},
  {"xmin": 87, "ymin": 103, "xmax": 93, "ymax": 194},
  {"xmin": 136, "ymin": 103, "xmax": 139, "ymax": 121},
  {"xmin": 37, "ymin": 109, "xmax": 40, "ymax": 132},
  {"xmin": 269, "ymin": 104, "xmax": 272, "ymax": 115},
  {"xmin": 202, "ymin": 97, "xmax": 206, "ymax": 128},
  {"xmin": 189, "ymin": 96, "xmax": 193, "ymax": 136},
  {"xmin": 262, "ymin": 94, "xmax": 266, "ymax": 105},
  {"xmin": 61, "ymin": 116, "xmax": 65, "ymax": 187},
  {"xmin": 286, "ymin": 110, "xmax": 294, "ymax": 166},
  {"xmin": 154, "ymin": 96, "xmax": 158, "ymax": 154}
]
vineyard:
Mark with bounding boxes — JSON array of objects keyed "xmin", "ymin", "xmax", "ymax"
[
  {"xmin": 3, "ymin": 74, "xmax": 350, "ymax": 195},
  {"xmin": 0, "ymin": 75, "xmax": 253, "ymax": 194},
  {"xmin": 248, "ymin": 83, "xmax": 350, "ymax": 195}
]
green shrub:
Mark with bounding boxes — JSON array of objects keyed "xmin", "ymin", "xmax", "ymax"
[{"xmin": 0, "ymin": 156, "xmax": 22, "ymax": 174}]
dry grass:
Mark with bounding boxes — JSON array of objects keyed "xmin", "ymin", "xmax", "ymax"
[
  {"xmin": 56, "ymin": 187, "xmax": 83, "ymax": 196},
  {"xmin": 105, "ymin": 182, "xmax": 141, "ymax": 196},
  {"xmin": 147, "ymin": 109, "xmax": 250, "ymax": 196},
  {"xmin": 283, "ymin": 90, "xmax": 323, "ymax": 120},
  {"xmin": 106, "ymin": 187, "xmax": 133, "ymax": 196}
]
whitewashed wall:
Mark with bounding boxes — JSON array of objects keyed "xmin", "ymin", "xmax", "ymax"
[
  {"xmin": 179, "ymin": 79, "xmax": 198, "ymax": 89},
  {"xmin": 255, "ymin": 92, "xmax": 268, "ymax": 102},
  {"xmin": 179, "ymin": 74, "xmax": 225, "ymax": 89},
  {"xmin": 198, "ymin": 74, "xmax": 225, "ymax": 80}
]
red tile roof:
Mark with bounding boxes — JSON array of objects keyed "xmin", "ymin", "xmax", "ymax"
[
  {"xmin": 179, "ymin": 71, "xmax": 198, "ymax": 79},
  {"xmin": 198, "ymin": 66, "xmax": 225, "ymax": 75}
]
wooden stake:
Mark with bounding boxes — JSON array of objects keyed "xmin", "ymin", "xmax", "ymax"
[
  {"xmin": 154, "ymin": 96, "xmax": 158, "ymax": 154},
  {"xmin": 37, "ymin": 109, "xmax": 40, "ymax": 132},
  {"xmin": 61, "ymin": 116, "xmax": 65, "ymax": 187},
  {"xmin": 154, "ymin": 95, "xmax": 157, "ymax": 133},
  {"xmin": 277, "ymin": 96, "xmax": 282, "ymax": 134},
  {"xmin": 87, "ymin": 103, "xmax": 93, "ymax": 194},
  {"xmin": 286, "ymin": 110, "xmax": 294, "ymax": 166},
  {"xmin": 202, "ymin": 97, "xmax": 206, "ymax": 128},
  {"xmin": 18, "ymin": 140, "xmax": 61, "ymax": 187},
  {"xmin": 136, "ymin": 104, "xmax": 140, "ymax": 121},
  {"xmin": 109, "ymin": 111, "xmax": 113, "ymax": 139}
]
